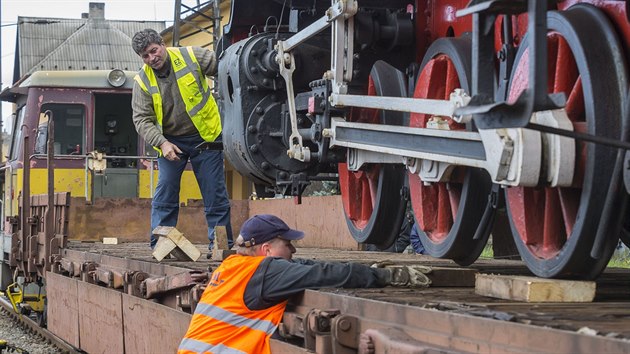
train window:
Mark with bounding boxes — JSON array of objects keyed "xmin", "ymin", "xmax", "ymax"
[
  {"xmin": 9, "ymin": 108, "xmax": 25, "ymax": 161},
  {"xmin": 39, "ymin": 104, "xmax": 86, "ymax": 155},
  {"xmin": 93, "ymin": 93, "xmax": 138, "ymax": 167},
  {"xmin": 34, "ymin": 111, "xmax": 50, "ymax": 154}
]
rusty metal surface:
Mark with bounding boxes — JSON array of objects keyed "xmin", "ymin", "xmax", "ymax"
[
  {"xmin": 249, "ymin": 196, "xmax": 360, "ymax": 250},
  {"xmin": 68, "ymin": 197, "xmax": 249, "ymax": 243},
  {"xmin": 287, "ymin": 289, "xmax": 630, "ymax": 353},
  {"xmin": 60, "ymin": 243, "xmax": 630, "ymax": 353},
  {"xmin": 122, "ymin": 293, "xmax": 191, "ymax": 354},
  {"xmin": 47, "ymin": 272, "xmax": 80, "ymax": 348},
  {"xmin": 0, "ymin": 293, "xmax": 81, "ymax": 354},
  {"xmin": 77, "ymin": 281, "xmax": 124, "ymax": 354},
  {"xmin": 11, "ymin": 191, "xmax": 70, "ymax": 282}
]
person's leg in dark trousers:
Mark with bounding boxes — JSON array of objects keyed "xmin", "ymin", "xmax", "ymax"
[
  {"xmin": 150, "ymin": 153, "xmax": 187, "ymax": 248},
  {"xmin": 189, "ymin": 137, "xmax": 233, "ymax": 251}
]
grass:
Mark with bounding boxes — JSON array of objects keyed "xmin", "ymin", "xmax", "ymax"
[
  {"xmin": 478, "ymin": 244, "xmax": 630, "ymax": 269},
  {"xmin": 608, "ymin": 247, "xmax": 630, "ymax": 269}
]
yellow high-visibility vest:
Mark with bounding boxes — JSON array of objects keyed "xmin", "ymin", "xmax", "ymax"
[{"xmin": 134, "ymin": 47, "xmax": 221, "ymax": 153}]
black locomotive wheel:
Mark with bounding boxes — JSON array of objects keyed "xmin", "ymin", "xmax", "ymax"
[
  {"xmin": 408, "ymin": 37, "xmax": 493, "ymax": 265},
  {"xmin": 338, "ymin": 61, "xmax": 407, "ymax": 248},
  {"xmin": 505, "ymin": 5, "xmax": 627, "ymax": 278}
]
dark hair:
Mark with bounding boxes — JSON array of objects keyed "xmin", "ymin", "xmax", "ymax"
[{"xmin": 131, "ymin": 29, "xmax": 164, "ymax": 54}]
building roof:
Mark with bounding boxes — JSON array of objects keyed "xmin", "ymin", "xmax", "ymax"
[{"xmin": 14, "ymin": 13, "xmax": 165, "ymax": 83}]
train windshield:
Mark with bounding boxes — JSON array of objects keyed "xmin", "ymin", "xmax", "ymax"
[{"xmin": 35, "ymin": 104, "xmax": 86, "ymax": 156}]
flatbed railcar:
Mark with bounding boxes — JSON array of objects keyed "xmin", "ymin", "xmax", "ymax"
[
  {"xmin": 2, "ymin": 0, "xmax": 630, "ymax": 353},
  {"xmin": 45, "ymin": 241, "xmax": 630, "ymax": 353},
  {"xmin": 218, "ymin": 0, "xmax": 630, "ymax": 279}
]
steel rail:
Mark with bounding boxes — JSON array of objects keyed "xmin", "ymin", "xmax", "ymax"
[{"xmin": 0, "ymin": 296, "xmax": 81, "ymax": 354}]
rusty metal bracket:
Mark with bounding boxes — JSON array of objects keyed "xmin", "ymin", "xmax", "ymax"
[
  {"xmin": 93, "ymin": 268, "xmax": 125, "ymax": 289},
  {"xmin": 304, "ymin": 309, "xmax": 340, "ymax": 352},
  {"xmin": 332, "ymin": 314, "xmax": 359, "ymax": 353},
  {"xmin": 142, "ymin": 270, "xmax": 208, "ymax": 300},
  {"xmin": 81, "ymin": 262, "xmax": 97, "ymax": 284},
  {"xmin": 124, "ymin": 271, "xmax": 150, "ymax": 297}
]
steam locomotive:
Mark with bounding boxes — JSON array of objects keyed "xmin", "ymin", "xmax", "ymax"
[{"xmin": 217, "ymin": 0, "xmax": 630, "ymax": 279}]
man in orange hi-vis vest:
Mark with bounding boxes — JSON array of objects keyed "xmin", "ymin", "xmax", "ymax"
[{"xmin": 178, "ymin": 214, "xmax": 432, "ymax": 354}]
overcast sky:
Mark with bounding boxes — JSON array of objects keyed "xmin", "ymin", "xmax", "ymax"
[{"xmin": 1, "ymin": 0, "xmax": 176, "ymax": 132}]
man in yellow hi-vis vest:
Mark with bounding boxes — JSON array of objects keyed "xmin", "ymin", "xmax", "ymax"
[{"xmin": 131, "ymin": 29, "xmax": 232, "ymax": 255}]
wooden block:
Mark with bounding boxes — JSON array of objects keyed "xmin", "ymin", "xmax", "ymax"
[
  {"xmin": 152, "ymin": 236, "xmax": 177, "ymax": 262},
  {"xmin": 152, "ymin": 226, "xmax": 201, "ymax": 262},
  {"xmin": 427, "ymin": 267, "xmax": 477, "ymax": 287},
  {"xmin": 475, "ymin": 274, "xmax": 596, "ymax": 302},
  {"xmin": 214, "ymin": 226, "xmax": 229, "ymax": 250},
  {"xmin": 212, "ymin": 249, "xmax": 236, "ymax": 261},
  {"xmin": 102, "ymin": 237, "xmax": 118, "ymax": 245}
]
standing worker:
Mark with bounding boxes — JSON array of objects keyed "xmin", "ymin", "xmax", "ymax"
[
  {"xmin": 178, "ymin": 214, "xmax": 431, "ymax": 354},
  {"xmin": 131, "ymin": 29, "xmax": 232, "ymax": 254}
]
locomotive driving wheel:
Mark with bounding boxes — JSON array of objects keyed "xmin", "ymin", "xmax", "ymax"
[
  {"xmin": 505, "ymin": 4, "xmax": 627, "ymax": 278},
  {"xmin": 338, "ymin": 61, "xmax": 407, "ymax": 248},
  {"xmin": 408, "ymin": 37, "xmax": 493, "ymax": 265}
]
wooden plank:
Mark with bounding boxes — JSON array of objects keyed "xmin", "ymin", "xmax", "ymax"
[
  {"xmin": 214, "ymin": 225, "xmax": 229, "ymax": 250},
  {"xmin": 102, "ymin": 237, "xmax": 118, "ymax": 245},
  {"xmin": 152, "ymin": 236, "xmax": 177, "ymax": 262},
  {"xmin": 211, "ymin": 225, "xmax": 235, "ymax": 260},
  {"xmin": 212, "ymin": 249, "xmax": 236, "ymax": 261},
  {"xmin": 475, "ymin": 274, "xmax": 596, "ymax": 302},
  {"xmin": 152, "ymin": 226, "xmax": 201, "ymax": 262}
]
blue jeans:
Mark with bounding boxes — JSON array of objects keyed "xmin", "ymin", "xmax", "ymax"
[{"xmin": 150, "ymin": 133, "xmax": 233, "ymax": 249}]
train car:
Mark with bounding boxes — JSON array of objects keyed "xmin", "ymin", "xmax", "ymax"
[
  {"xmin": 218, "ymin": 0, "xmax": 630, "ymax": 279},
  {"xmin": 0, "ymin": 69, "xmax": 214, "ymax": 293}
]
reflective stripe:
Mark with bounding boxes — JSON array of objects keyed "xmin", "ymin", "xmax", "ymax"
[
  {"xmin": 179, "ymin": 48, "xmax": 203, "ymax": 90},
  {"xmin": 178, "ymin": 47, "xmax": 212, "ymax": 117},
  {"xmin": 188, "ymin": 90, "xmax": 211, "ymax": 117},
  {"xmin": 138, "ymin": 70, "xmax": 158, "ymax": 95},
  {"xmin": 178, "ymin": 338, "xmax": 246, "ymax": 354},
  {"xmin": 195, "ymin": 303, "xmax": 278, "ymax": 336}
]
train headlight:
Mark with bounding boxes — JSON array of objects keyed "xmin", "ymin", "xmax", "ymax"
[{"xmin": 107, "ymin": 69, "xmax": 126, "ymax": 87}]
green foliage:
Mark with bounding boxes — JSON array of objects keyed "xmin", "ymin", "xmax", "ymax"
[
  {"xmin": 608, "ymin": 245, "xmax": 630, "ymax": 269},
  {"xmin": 479, "ymin": 244, "xmax": 494, "ymax": 259}
]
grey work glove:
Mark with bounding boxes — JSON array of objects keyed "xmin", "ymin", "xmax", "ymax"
[{"xmin": 371, "ymin": 260, "xmax": 432, "ymax": 288}]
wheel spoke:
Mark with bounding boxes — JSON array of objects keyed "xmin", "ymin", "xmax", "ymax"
[
  {"xmin": 408, "ymin": 37, "xmax": 492, "ymax": 265},
  {"xmin": 339, "ymin": 62, "xmax": 407, "ymax": 246},
  {"xmin": 541, "ymin": 188, "xmax": 565, "ymax": 256}
]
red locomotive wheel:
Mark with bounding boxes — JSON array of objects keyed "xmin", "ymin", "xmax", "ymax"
[
  {"xmin": 505, "ymin": 4, "xmax": 627, "ymax": 279},
  {"xmin": 408, "ymin": 37, "xmax": 493, "ymax": 266},
  {"xmin": 338, "ymin": 61, "xmax": 407, "ymax": 247}
]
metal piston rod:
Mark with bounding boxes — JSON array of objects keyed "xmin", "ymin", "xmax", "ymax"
[{"xmin": 276, "ymin": 0, "xmax": 575, "ymax": 188}]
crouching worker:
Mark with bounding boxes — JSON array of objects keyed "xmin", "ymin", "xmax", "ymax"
[{"xmin": 178, "ymin": 214, "xmax": 430, "ymax": 354}]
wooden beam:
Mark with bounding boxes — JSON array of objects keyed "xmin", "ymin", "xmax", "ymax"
[
  {"xmin": 475, "ymin": 274, "xmax": 596, "ymax": 302},
  {"xmin": 211, "ymin": 225, "xmax": 235, "ymax": 260},
  {"xmin": 152, "ymin": 226, "xmax": 201, "ymax": 262}
]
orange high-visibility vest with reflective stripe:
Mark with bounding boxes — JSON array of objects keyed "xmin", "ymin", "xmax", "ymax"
[{"xmin": 178, "ymin": 255, "xmax": 287, "ymax": 354}]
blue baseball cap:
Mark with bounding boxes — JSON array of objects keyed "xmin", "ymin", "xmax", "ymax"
[{"xmin": 236, "ymin": 214, "xmax": 305, "ymax": 247}]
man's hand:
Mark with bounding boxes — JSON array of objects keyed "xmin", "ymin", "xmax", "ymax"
[
  {"xmin": 160, "ymin": 141, "xmax": 183, "ymax": 161},
  {"xmin": 372, "ymin": 261, "xmax": 432, "ymax": 288}
]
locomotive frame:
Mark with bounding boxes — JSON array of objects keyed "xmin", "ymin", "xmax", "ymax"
[{"xmin": 219, "ymin": 0, "xmax": 630, "ymax": 279}]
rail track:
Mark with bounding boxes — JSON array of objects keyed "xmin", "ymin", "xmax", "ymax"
[{"xmin": 54, "ymin": 241, "xmax": 630, "ymax": 353}]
